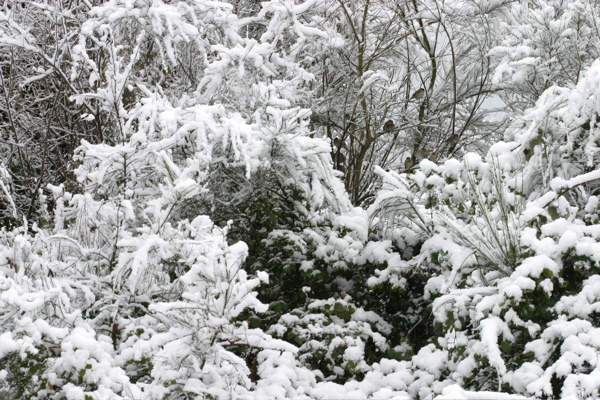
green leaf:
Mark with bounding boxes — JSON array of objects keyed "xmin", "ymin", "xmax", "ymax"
[
  {"xmin": 248, "ymin": 315, "xmax": 261, "ymax": 328},
  {"xmin": 270, "ymin": 301, "xmax": 288, "ymax": 314},
  {"xmin": 548, "ymin": 206, "xmax": 560, "ymax": 220}
]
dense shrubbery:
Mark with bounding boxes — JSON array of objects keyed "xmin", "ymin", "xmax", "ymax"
[{"xmin": 2, "ymin": 1, "xmax": 600, "ymax": 399}]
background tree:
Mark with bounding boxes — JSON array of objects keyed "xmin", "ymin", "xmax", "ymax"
[
  {"xmin": 489, "ymin": 0, "xmax": 600, "ymax": 116},
  {"xmin": 306, "ymin": 0, "xmax": 505, "ymax": 205},
  {"xmin": 0, "ymin": 0, "xmax": 104, "ymax": 226}
]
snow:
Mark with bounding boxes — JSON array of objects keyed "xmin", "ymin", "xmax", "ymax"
[
  {"xmin": 550, "ymin": 169, "xmax": 600, "ymax": 192},
  {"xmin": 435, "ymin": 385, "xmax": 529, "ymax": 399}
]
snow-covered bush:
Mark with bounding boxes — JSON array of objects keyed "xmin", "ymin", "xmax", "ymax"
[
  {"xmin": 489, "ymin": 0, "xmax": 600, "ymax": 114},
  {"xmin": 371, "ymin": 56, "xmax": 600, "ymax": 399},
  {"xmin": 243, "ymin": 204, "xmax": 431, "ymax": 382}
]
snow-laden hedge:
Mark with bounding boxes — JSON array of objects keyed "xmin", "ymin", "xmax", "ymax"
[{"xmin": 370, "ymin": 58, "xmax": 600, "ymax": 399}]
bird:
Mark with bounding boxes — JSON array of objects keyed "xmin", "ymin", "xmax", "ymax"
[
  {"xmin": 404, "ymin": 156, "xmax": 415, "ymax": 169},
  {"xmin": 445, "ymin": 134, "xmax": 459, "ymax": 154},
  {"xmin": 414, "ymin": 148, "xmax": 428, "ymax": 162},
  {"xmin": 410, "ymin": 88, "xmax": 425, "ymax": 100},
  {"xmin": 383, "ymin": 120, "xmax": 396, "ymax": 132},
  {"xmin": 344, "ymin": 113, "xmax": 356, "ymax": 131}
]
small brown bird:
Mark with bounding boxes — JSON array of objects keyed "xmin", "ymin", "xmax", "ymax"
[
  {"xmin": 445, "ymin": 134, "xmax": 459, "ymax": 153},
  {"xmin": 383, "ymin": 120, "xmax": 396, "ymax": 132},
  {"xmin": 345, "ymin": 113, "xmax": 356, "ymax": 131},
  {"xmin": 410, "ymin": 88, "xmax": 425, "ymax": 100},
  {"xmin": 414, "ymin": 148, "xmax": 428, "ymax": 162}
]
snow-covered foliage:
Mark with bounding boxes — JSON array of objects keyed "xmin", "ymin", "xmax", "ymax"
[
  {"xmin": 3, "ymin": 0, "xmax": 600, "ymax": 399},
  {"xmin": 0, "ymin": 216, "xmax": 278, "ymax": 399},
  {"xmin": 489, "ymin": 0, "xmax": 600, "ymax": 114},
  {"xmin": 371, "ymin": 54, "xmax": 600, "ymax": 398}
]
